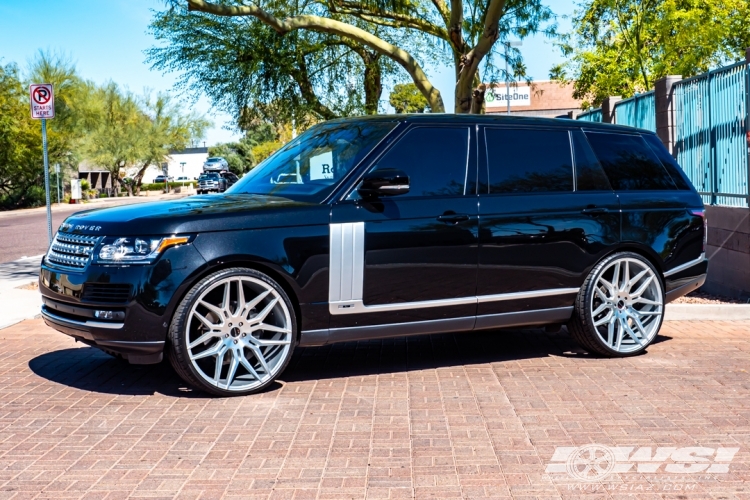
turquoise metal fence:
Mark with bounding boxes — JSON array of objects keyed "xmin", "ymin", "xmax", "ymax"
[
  {"xmin": 613, "ymin": 92, "xmax": 656, "ymax": 131},
  {"xmin": 577, "ymin": 108, "xmax": 603, "ymax": 123},
  {"xmin": 674, "ymin": 60, "xmax": 750, "ymax": 207}
]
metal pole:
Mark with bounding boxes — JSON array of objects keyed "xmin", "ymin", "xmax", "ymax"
[
  {"xmin": 42, "ymin": 119, "xmax": 52, "ymax": 245},
  {"xmin": 505, "ymin": 46, "xmax": 510, "ymax": 115},
  {"xmin": 745, "ymin": 49, "xmax": 750, "ymax": 208}
]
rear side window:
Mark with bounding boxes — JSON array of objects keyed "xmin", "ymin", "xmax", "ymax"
[
  {"xmin": 370, "ymin": 127, "xmax": 470, "ymax": 197},
  {"xmin": 571, "ymin": 130, "xmax": 611, "ymax": 191},
  {"xmin": 641, "ymin": 133, "xmax": 692, "ymax": 190},
  {"xmin": 585, "ymin": 132, "xmax": 677, "ymax": 190},
  {"xmin": 485, "ymin": 128, "xmax": 573, "ymax": 193}
]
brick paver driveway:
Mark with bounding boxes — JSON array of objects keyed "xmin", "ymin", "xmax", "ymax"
[{"xmin": 1, "ymin": 319, "xmax": 749, "ymax": 499}]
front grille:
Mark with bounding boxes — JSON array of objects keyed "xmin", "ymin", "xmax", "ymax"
[
  {"xmin": 46, "ymin": 233, "xmax": 101, "ymax": 270},
  {"xmin": 81, "ymin": 283, "xmax": 132, "ymax": 303}
]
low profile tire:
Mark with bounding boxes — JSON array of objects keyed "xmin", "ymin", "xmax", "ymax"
[
  {"xmin": 168, "ymin": 267, "xmax": 297, "ymax": 396},
  {"xmin": 568, "ymin": 252, "xmax": 664, "ymax": 357}
]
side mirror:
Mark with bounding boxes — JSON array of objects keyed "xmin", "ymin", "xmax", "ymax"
[{"xmin": 358, "ymin": 169, "xmax": 410, "ymax": 198}]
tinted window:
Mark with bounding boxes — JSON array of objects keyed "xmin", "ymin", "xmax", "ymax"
[
  {"xmin": 368, "ymin": 127, "xmax": 469, "ymax": 197},
  {"xmin": 571, "ymin": 130, "xmax": 612, "ymax": 191},
  {"xmin": 228, "ymin": 121, "xmax": 396, "ymax": 202},
  {"xmin": 485, "ymin": 128, "xmax": 573, "ymax": 193},
  {"xmin": 642, "ymin": 133, "xmax": 692, "ymax": 190},
  {"xmin": 585, "ymin": 132, "xmax": 677, "ymax": 190}
]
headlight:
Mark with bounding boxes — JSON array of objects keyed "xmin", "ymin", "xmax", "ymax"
[{"xmin": 96, "ymin": 236, "xmax": 190, "ymax": 264}]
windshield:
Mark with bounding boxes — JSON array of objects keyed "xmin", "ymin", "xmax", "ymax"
[
  {"xmin": 226, "ymin": 120, "xmax": 396, "ymax": 202},
  {"xmin": 200, "ymin": 174, "xmax": 219, "ymax": 180}
]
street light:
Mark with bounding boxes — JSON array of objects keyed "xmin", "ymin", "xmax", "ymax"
[{"xmin": 504, "ymin": 40, "xmax": 522, "ymax": 115}]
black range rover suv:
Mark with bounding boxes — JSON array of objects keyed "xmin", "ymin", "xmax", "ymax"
[{"xmin": 40, "ymin": 115, "xmax": 707, "ymax": 396}]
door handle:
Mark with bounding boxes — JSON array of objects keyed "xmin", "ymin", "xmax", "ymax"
[
  {"xmin": 437, "ymin": 213, "xmax": 470, "ymax": 224},
  {"xmin": 581, "ymin": 207, "xmax": 609, "ymax": 215}
]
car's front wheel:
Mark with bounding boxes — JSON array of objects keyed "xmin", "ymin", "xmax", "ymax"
[
  {"xmin": 568, "ymin": 252, "xmax": 664, "ymax": 357},
  {"xmin": 168, "ymin": 267, "xmax": 297, "ymax": 396}
]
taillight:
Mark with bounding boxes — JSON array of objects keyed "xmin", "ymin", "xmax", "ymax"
[{"xmin": 691, "ymin": 209, "xmax": 707, "ymax": 253}]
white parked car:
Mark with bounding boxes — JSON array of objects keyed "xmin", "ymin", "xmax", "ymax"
[{"xmin": 203, "ymin": 157, "xmax": 229, "ymax": 171}]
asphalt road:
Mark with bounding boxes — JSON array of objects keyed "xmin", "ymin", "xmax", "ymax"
[{"xmin": 0, "ymin": 195, "xmax": 186, "ymax": 264}]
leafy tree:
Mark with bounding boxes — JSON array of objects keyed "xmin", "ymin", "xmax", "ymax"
[
  {"xmin": 129, "ymin": 92, "xmax": 210, "ymax": 194},
  {"xmin": 153, "ymin": 0, "xmax": 553, "ymax": 116},
  {"xmin": 551, "ymin": 0, "xmax": 750, "ymax": 108},
  {"xmin": 0, "ymin": 62, "xmax": 46, "ymax": 208},
  {"xmin": 81, "ymin": 83, "xmax": 147, "ymax": 197},
  {"xmin": 389, "ymin": 82, "xmax": 429, "ymax": 112},
  {"xmin": 148, "ymin": 2, "xmax": 404, "ymax": 129}
]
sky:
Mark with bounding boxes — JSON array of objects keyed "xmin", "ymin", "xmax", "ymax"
[{"xmin": 0, "ymin": 0, "xmax": 575, "ymax": 146}]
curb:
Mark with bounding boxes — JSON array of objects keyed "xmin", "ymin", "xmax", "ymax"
[{"xmin": 665, "ymin": 303, "xmax": 750, "ymax": 321}]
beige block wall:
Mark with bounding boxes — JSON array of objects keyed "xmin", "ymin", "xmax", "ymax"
[{"xmin": 703, "ymin": 205, "xmax": 750, "ymax": 299}]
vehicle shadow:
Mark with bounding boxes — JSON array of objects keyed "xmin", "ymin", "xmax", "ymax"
[{"xmin": 28, "ymin": 328, "xmax": 672, "ymax": 396}]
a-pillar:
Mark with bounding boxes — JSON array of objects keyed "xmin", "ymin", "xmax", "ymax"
[{"xmin": 655, "ymin": 75, "xmax": 682, "ymax": 155}]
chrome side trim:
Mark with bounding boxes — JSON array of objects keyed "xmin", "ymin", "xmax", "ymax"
[
  {"xmin": 330, "ymin": 296, "xmax": 477, "ymax": 315},
  {"xmin": 41, "ymin": 307, "xmax": 124, "ymax": 330},
  {"xmin": 329, "ymin": 288, "xmax": 580, "ymax": 315},
  {"xmin": 476, "ymin": 288, "xmax": 580, "ymax": 303},
  {"xmin": 663, "ymin": 253, "xmax": 706, "ymax": 277},
  {"xmin": 329, "ymin": 222, "xmax": 365, "ymax": 303}
]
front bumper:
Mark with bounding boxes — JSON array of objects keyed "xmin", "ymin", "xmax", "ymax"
[{"xmin": 39, "ymin": 243, "xmax": 207, "ymax": 363}]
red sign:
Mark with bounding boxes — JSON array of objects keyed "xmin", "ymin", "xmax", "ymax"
[{"xmin": 30, "ymin": 84, "xmax": 54, "ymax": 119}]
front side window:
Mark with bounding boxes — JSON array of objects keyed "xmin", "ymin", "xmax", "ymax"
[
  {"xmin": 363, "ymin": 126, "xmax": 471, "ymax": 198},
  {"xmin": 485, "ymin": 128, "xmax": 573, "ymax": 193},
  {"xmin": 227, "ymin": 120, "xmax": 397, "ymax": 202},
  {"xmin": 585, "ymin": 132, "xmax": 677, "ymax": 190}
]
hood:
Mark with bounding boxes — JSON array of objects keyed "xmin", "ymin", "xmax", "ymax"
[{"xmin": 60, "ymin": 194, "xmax": 330, "ymax": 236}]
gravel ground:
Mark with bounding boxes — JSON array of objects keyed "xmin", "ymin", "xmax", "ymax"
[{"xmin": 673, "ymin": 289, "xmax": 750, "ymax": 304}]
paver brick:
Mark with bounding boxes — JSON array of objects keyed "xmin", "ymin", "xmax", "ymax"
[{"xmin": 1, "ymin": 319, "xmax": 750, "ymax": 498}]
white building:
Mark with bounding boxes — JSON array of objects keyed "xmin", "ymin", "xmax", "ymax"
[{"xmin": 132, "ymin": 147, "xmax": 209, "ymax": 183}]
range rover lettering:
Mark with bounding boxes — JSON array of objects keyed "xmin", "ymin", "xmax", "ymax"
[{"xmin": 40, "ymin": 116, "xmax": 707, "ymax": 396}]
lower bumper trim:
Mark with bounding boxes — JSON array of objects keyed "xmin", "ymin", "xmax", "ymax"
[
  {"xmin": 41, "ymin": 306, "xmax": 124, "ymax": 329},
  {"xmin": 665, "ymin": 274, "xmax": 707, "ymax": 303}
]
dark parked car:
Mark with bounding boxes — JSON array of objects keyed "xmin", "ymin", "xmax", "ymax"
[
  {"xmin": 197, "ymin": 171, "xmax": 238, "ymax": 194},
  {"xmin": 153, "ymin": 175, "xmax": 173, "ymax": 183},
  {"xmin": 39, "ymin": 115, "xmax": 707, "ymax": 396}
]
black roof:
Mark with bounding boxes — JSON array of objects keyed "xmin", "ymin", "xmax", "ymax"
[{"xmin": 324, "ymin": 113, "xmax": 654, "ymax": 135}]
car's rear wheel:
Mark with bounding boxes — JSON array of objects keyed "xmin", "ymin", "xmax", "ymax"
[
  {"xmin": 168, "ymin": 268, "xmax": 296, "ymax": 396},
  {"xmin": 568, "ymin": 252, "xmax": 664, "ymax": 357}
]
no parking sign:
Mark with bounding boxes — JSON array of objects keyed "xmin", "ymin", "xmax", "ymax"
[{"xmin": 30, "ymin": 83, "xmax": 55, "ymax": 119}]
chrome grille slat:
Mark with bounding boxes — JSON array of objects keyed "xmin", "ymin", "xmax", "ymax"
[{"xmin": 46, "ymin": 233, "xmax": 102, "ymax": 270}]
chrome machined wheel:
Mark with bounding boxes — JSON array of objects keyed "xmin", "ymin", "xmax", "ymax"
[
  {"xmin": 184, "ymin": 275, "xmax": 293, "ymax": 393},
  {"xmin": 589, "ymin": 257, "xmax": 663, "ymax": 354}
]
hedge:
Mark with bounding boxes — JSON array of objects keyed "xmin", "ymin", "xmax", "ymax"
[{"xmin": 139, "ymin": 181, "xmax": 197, "ymax": 191}]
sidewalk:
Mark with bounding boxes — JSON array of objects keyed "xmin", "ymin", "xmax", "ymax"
[
  {"xmin": 0, "ymin": 256, "xmax": 43, "ymax": 329},
  {"xmin": 0, "ymin": 191, "xmax": 190, "ymax": 220}
]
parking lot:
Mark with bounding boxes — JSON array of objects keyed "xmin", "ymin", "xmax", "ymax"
[{"xmin": 1, "ymin": 318, "xmax": 749, "ymax": 499}]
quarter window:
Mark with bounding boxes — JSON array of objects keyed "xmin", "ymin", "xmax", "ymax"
[
  {"xmin": 571, "ymin": 130, "xmax": 612, "ymax": 191},
  {"xmin": 485, "ymin": 128, "xmax": 573, "ymax": 193},
  {"xmin": 585, "ymin": 132, "xmax": 677, "ymax": 190},
  {"xmin": 368, "ymin": 127, "xmax": 470, "ymax": 197}
]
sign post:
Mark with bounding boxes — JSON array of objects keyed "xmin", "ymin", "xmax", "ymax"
[
  {"xmin": 30, "ymin": 84, "xmax": 55, "ymax": 245},
  {"xmin": 54, "ymin": 164, "xmax": 61, "ymax": 206}
]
